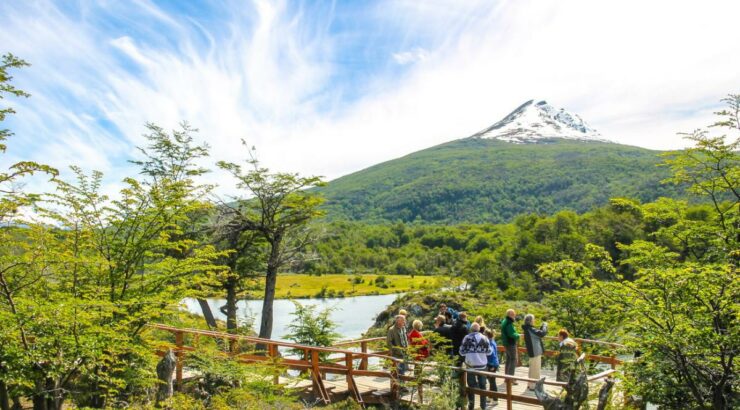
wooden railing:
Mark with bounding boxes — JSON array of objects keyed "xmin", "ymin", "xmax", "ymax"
[
  {"xmin": 334, "ymin": 333, "xmax": 625, "ymax": 369},
  {"xmin": 148, "ymin": 324, "xmax": 622, "ymax": 409}
]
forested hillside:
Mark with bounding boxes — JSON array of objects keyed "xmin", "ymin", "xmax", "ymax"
[
  {"xmin": 318, "ymin": 138, "xmax": 684, "ymax": 223},
  {"xmin": 300, "ymin": 197, "xmax": 709, "ymax": 299}
]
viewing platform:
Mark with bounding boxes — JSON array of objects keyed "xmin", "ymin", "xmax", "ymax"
[{"xmin": 150, "ymin": 324, "xmax": 624, "ymax": 409}]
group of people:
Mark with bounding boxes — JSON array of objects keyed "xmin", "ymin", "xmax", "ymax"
[{"xmin": 386, "ymin": 304, "xmax": 579, "ymax": 409}]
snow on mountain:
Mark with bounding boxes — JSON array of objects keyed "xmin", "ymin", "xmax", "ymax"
[{"xmin": 470, "ymin": 100, "xmax": 610, "ymax": 144}]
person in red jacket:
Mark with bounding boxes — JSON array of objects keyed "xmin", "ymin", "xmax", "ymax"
[{"xmin": 408, "ymin": 319, "xmax": 430, "ymax": 360}]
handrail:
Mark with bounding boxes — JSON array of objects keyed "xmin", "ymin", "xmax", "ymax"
[
  {"xmin": 331, "ymin": 333, "xmax": 623, "ymax": 368},
  {"xmin": 149, "ymin": 323, "xmax": 393, "ymax": 361},
  {"xmin": 543, "ymin": 335, "xmax": 626, "ymax": 349},
  {"xmin": 332, "ymin": 337, "xmax": 385, "ymax": 347},
  {"xmin": 334, "ymin": 333, "xmax": 625, "ymax": 349},
  {"xmin": 149, "ymin": 323, "xmax": 620, "ymax": 409}
]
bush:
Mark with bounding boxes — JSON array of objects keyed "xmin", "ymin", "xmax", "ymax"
[{"xmin": 283, "ymin": 301, "xmax": 340, "ymax": 360}]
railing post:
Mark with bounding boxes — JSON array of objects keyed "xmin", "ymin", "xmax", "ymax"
[
  {"xmin": 360, "ymin": 341, "xmax": 368, "ymax": 370},
  {"xmin": 268, "ymin": 343, "xmax": 279, "ymax": 385},
  {"xmin": 517, "ymin": 346, "xmax": 522, "ymax": 367},
  {"xmin": 175, "ymin": 331, "xmax": 184, "ymax": 390},
  {"xmin": 390, "ymin": 362, "xmax": 400, "ymax": 403},
  {"xmin": 505, "ymin": 377, "xmax": 513, "ymax": 410},
  {"xmin": 310, "ymin": 349, "xmax": 330, "ymax": 404},
  {"xmin": 345, "ymin": 352, "xmax": 365, "ymax": 407},
  {"xmin": 459, "ymin": 368, "xmax": 466, "ymax": 404},
  {"xmin": 418, "ymin": 366, "xmax": 424, "ymax": 405}
]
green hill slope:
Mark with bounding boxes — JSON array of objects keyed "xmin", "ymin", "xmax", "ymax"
[{"xmin": 318, "ymin": 138, "xmax": 681, "ymax": 223}]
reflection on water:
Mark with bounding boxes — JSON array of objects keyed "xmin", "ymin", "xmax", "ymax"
[{"xmin": 181, "ymin": 293, "xmax": 400, "ymax": 341}]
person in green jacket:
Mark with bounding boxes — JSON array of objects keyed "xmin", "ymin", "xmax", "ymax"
[{"xmin": 500, "ymin": 309, "xmax": 520, "ymax": 378}]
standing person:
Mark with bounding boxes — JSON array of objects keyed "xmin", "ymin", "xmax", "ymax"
[
  {"xmin": 451, "ymin": 312, "xmax": 470, "ymax": 365},
  {"xmin": 459, "ymin": 323, "xmax": 492, "ymax": 410},
  {"xmin": 387, "ymin": 315, "xmax": 408, "ymax": 375},
  {"xmin": 474, "ymin": 316, "xmax": 487, "ymax": 333},
  {"xmin": 500, "ymin": 309, "xmax": 520, "ymax": 381},
  {"xmin": 432, "ymin": 315, "xmax": 453, "ymax": 356},
  {"xmin": 556, "ymin": 329, "xmax": 578, "ymax": 382},
  {"xmin": 522, "ymin": 314, "xmax": 548, "ymax": 390},
  {"xmin": 444, "ymin": 310, "xmax": 454, "ymax": 325},
  {"xmin": 439, "ymin": 303, "xmax": 459, "ymax": 324},
  {"xmin": 408, "ymin": 320, "xmax": 430, "ymax": 361},
  {"xmin": 483, "ymin": 329, "xmax": 499, "ymax": 403}
]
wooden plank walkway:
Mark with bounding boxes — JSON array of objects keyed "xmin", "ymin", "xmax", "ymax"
[
  {"xmin": 150, "ymin": 324, "xmax": 621, "ymax": 409},
  {"xmin": 283, "ymin": 366, "xmax": 608, "ymax": 409}
]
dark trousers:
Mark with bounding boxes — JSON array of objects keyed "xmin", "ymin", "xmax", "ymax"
[
  {"xmin": 466, "ymin": 368, "xmax": 487, "ymax": 410},
  {"xmin": 505, "ymin": 344, "xmax": 517, "ymax": 376},
  {"xmin": 486, "ymin": 365, "xmax": 499, "ymax": 394}
]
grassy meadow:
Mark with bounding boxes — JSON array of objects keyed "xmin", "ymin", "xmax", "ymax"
[{"xmin": 240, "ymin": 273, "xmax": 445, "ymax": 299}]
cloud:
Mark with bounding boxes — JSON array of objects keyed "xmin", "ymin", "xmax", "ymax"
[
  {"xmin": 393, "ymin": 48, "xmax": 429, "ymax": 65},
  {"xmin": 0, "ymin": 0, "xmax": 739, "ymax": 200}
]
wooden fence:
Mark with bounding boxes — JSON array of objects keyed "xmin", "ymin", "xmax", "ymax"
[{"xmin": 149, "ymin": 324, "xmax": 622, "ymax": 409}]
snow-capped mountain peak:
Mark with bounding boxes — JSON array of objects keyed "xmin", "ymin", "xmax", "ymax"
[{"xmin": 470, "ymin": 100, "xmax": 608, "ymax": 143}]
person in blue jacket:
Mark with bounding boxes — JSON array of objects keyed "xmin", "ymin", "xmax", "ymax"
[
  {"xmin": 483, "ymin": 328, "xmax": 499, "ymax": 402},
  {"xmin": 438, "ymin": 303, "xmax": 459, "ymax": 325}
]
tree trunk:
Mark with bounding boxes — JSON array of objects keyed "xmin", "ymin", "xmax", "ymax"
[
  {"xmin": 259, "ymin": 235, "xmax": 282, "ymax": 339},
  {"xmin": 197, "ymin": 298, "xmax": 218, "ymax": 329},
  {"xmin": 258, "ymin": 264, "xmax": 278, "ymax": 340},
  {"xmin": 0, "ymin": 381, "xmax": 9, "ymax": 410},
  {"xmin": 258, "ymin": 240, "xmax": 281, "ymax": 340},
  {"xmin": 225, "ymin": 277, "xmax": 238, "ymax": 333},
  {"xmin": 32, "ymin": 378, "xmax": 47, "ymax": 410},
  {"xmin": 712, "ymin": 381, "xmax": 727, "ymax": 410}
]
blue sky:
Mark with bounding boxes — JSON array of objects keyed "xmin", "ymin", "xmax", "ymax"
[{"xmin": 1, "ymin": 0, "xmax": 739, "ymax": 196}]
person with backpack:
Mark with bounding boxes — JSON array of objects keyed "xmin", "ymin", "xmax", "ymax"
[
  {"xmin": 556, "ymin": 328, "xmax": 578, "ymax": 382},
  {"xmin": 439, "ymin": 303, "xmax": 459, "ymax": 325},
  {"xmin": 451, "ymin": 312, "xmax": 470, "ymax": 365}
]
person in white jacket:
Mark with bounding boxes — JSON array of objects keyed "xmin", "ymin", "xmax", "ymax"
[{"xmin": 459, "ymin": 322, "xmax": 493, "ymax": 410}]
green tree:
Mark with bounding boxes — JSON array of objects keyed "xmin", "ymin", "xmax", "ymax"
[
  {"xmin": 283, "ymin": 301, "xmax": 340, "ymax": 360},
  {"xmin": 217, "ymin": 145, "xmax": 324, "ymax": 339},
  {"xmin": 662, "ymin": 94, "xmax": 739, "ymax": 264},
  {"xmin": 536, "ymin": 259, "xmax": 592, "ymax": 291},
  {"xmin": 208, "ymin": 213, "xmax": 266, "ymax": 333},
  {"xmin": 0, "ymin": 123, "xmax": 225, "ymax": 409},
  {"xmin": 0, "ymin": 53, "xmax": 59, "ymax": 410},
  {"xmin": 601, "ymin": 94, "xmax": 739, "ymax": 409}
]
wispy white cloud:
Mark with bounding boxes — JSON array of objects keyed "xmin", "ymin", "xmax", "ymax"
[
  {"xmin": 393, "ymin": 48, "xmax": 429, "ymax": 65},
  {"xmin": 0, "ymin": 0, "xmax": 739, "ymax": 199}
]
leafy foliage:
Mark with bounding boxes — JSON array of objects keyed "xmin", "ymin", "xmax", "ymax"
[
  {"xmin": 0, "ymin": 122, "xmax": 224, "ymax": 408},
  {"xmin": 216, "ymin": 142, "xmax": 325, "ymax": 339},
  {"xmin": 283, "ymin": 301, "xmax": 340, "ymax": 359}
]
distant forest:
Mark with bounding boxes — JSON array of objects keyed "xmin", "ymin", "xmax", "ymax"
[
  {"xmin": 317, "ymin": 138, "xmax": 686, "ymax": 224},
  {"xmin": 299, "ymin": 197, "xmax": 716, "ymax": 300}
]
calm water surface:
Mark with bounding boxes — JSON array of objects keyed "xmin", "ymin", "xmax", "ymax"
[{"xmin": 181, "ymin": 293, "xmax": 400, "ymax": 341}]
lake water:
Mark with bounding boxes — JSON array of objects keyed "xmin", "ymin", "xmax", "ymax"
[{"xmin": 181, "ymin": 293, "xmax": 400, "ymax": 341}]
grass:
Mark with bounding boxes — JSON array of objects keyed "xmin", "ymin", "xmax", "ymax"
[{"xmin": 241, "ymin": 273, "xmax": 444, "ymax": 299}]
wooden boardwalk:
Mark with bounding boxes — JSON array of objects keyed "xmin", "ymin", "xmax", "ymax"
[
  {"xmin": 283, "ymin": 366, "xmax": 607, "ymax": 409},
  {"xmin": 150, "ymin": 324, "xmax": 622, "ymax": 409}
]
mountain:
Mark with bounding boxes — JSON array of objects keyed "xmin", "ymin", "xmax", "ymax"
[
  {"xmin": 470, "ymin": 99, "xmax": 606, "ymax": 143},
  {"xmin": 318, "ymin": 100, "xmax": 683, "ymax": 224}
]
